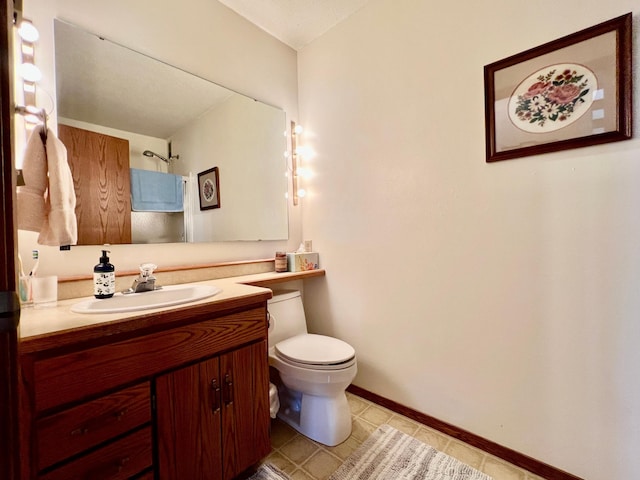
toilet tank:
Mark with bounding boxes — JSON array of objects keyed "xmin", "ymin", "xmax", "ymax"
[{"xmin": 267, "ymin": 290, "xmax": 308, "ymax": 346}]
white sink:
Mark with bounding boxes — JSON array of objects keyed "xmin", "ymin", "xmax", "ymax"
[{"xmin": 71, "ymin": 284, "xmax": 222, "ymax": 314}]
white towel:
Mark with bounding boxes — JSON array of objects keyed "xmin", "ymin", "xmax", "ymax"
[
  {"xmin": 17, "ymin": 126, "xmax": 47, "ymax": 232},
  {"xmin": 17, "ymin": 125, "xmax": 78, "ymax": 246}
]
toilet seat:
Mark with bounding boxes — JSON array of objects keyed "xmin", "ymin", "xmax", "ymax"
[{"xmin": 275, "ymin": 334, "xmax": 356, "ymax": 370}]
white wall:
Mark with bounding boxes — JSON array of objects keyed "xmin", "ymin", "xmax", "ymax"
[
  {"xmin": 171, "ymin": 94, "xmax": 288, "ymax": 242},
  {"xmin": 19, "ymin": 0, "xmax": 301, "ymax": 276},
  {"xmin": 298, "ymin": 1, "xmax": 640, "ymax": 479}
]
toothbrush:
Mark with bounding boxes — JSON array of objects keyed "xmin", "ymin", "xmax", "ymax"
[
  {"xmin": 18, "ymin": 253, "xmax": 28, "ymax": 303},
  {"xmin": 30, "ymin": 250, "xmax": 39, "ymax": 277},
  {"xmin": 18, "ymin": 253, "xmax": 25, "ymax": 277}
]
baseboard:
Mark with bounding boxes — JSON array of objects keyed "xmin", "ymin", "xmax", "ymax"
[{"xmin": 348, "ymin": 385, "xmax": 582, "ymax": 480}]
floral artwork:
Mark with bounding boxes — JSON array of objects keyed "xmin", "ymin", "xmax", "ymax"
[
  {"xmin": 483, "ymin": 13, "xmax": 631, "ymax": 162},
  {"xmin": 202, "ymin": 178, "xmax": 216, "ymax": 202},
  {"xmin": 508, "ymin": 63, "xmax": 597, "ymax": 133},
  {"xmin": 197, "ymin": 167, "xmax": 220, "ymax": 210}
]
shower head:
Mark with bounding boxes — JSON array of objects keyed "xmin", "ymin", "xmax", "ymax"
[{"xmin": 143, "ymin": 150, "xmax": 179, "ymax": 163}]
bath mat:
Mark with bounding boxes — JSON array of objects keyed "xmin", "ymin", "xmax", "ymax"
[
  {"xmin": 248, "ymin": 463, "xmax": 291, "ymax": 480},
  {"xmin": 329, "ymin": 424, "xmax": 492, "ymax": 480}
]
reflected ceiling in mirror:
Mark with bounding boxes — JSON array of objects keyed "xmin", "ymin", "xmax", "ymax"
[{"xmin": 54, "ymin": 19, "xmax": 289, "ymax": 244}]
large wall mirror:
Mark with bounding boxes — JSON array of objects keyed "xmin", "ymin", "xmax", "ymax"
[{"xmin": 54, "ymin": 19, "xmax": 289, "ymax": 245}]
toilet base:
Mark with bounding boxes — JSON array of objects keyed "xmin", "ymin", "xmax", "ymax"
[{"xmin": 276, "ymin": 383, "xmax": 352, "ymax": 446}]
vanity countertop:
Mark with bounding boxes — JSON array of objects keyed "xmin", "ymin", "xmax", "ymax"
[{"xmin": 19, "ymin": 269, "xmax": 325, "ymax": 353}]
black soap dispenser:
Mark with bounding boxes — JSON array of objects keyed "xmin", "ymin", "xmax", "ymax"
[{"xmin": 93, "ymin": 250, "xmax": 115, "ymax": 299}]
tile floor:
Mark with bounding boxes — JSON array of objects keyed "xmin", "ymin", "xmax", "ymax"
[{"xmin": 263, "ymin": 392, "xmax": 547, "ymax": 480}]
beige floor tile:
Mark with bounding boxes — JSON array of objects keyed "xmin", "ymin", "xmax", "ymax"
[
  {"xmin": 359, "ymin": 404, "xmax": 393, "ymax": 426},
  {"xmin": 289, "ymin": 468, "xmax": 315, "ymax": 480},
  {"xmin": 387, "ymin": 414, "xmax": 419, "ymax": 435},
  {"xmin": 412, "ymin": 426, "xmax": 451, "ymax": 451},
  {"xmin": 346, "ymin": 393, "xmax": 370, "ymax": 415},
  {"xmin": 324, "ymin": 434, "xmax": 363, "ymax": 460},
  {"xmin": 262, "ymin": 451, "xmax": 297, "ymax": 474},
  {"xmin": 525, "ymin": 473, "xmax": 547, "ymax": 480},
  {"xmin": 481, "ymin": 456, "xmax": 527, "ymax": 479},
  {"xmin": 270, "ymin": 419, "xmax": 298, "ymax": 449},
  {"xmin": 350, "ymin": 417, "xmax": 377, "ymax": 443},
  {"xmin": 443, "ymin": 440, "xmax": 485, "ymax": 469},
  {"xmin": 302, "ymin": 450, "xmax": 343, "ymax": 480},
  {"xmin": 279, "ymin": 435, "xmax": 320, "ymax": 464}
]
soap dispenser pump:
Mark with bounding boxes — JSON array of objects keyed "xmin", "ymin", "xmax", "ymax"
[{"xmin": 94, "ymin": 250, "xmax": 115, "ymax": 299}]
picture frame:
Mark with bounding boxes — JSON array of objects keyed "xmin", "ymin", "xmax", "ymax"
[
  {"xmin": 484, "ymin": 13, "xmax": 632, "ymax": 163},
  {"xmin": 197, "ymin": 166, "xmax": 220, "ymax": 210}
]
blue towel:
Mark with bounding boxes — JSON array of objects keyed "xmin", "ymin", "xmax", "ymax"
[{"xmin": 130, "ymin": 168, "xmax": 184, "ymax": 212}]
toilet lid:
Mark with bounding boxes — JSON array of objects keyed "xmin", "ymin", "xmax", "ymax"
[{"xmin": 275, "ymin": 334, "xmax": 355, "ymax": 366}]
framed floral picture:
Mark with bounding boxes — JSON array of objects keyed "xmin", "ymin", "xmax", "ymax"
[
  {"xmin": 197, "ymin": 167, "xmax": 220, "ymax": 210},
  {"xmin": 484, "ymin": 13, "xmax": 632, "ymax": 162}
]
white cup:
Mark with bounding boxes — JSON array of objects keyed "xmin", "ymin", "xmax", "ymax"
[{"xmin": 32, "ymin": 275, "xmax": 58, "ymax": 308}]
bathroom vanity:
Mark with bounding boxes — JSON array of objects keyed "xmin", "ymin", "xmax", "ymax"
[{"xmin": 18, "ymin": 280, "xmax": 275, "ymax": 480}]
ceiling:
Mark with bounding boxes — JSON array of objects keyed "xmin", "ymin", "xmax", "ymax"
[{"xmin": 217, "ymin": 0, "xmax": 373, "ymax": 50}]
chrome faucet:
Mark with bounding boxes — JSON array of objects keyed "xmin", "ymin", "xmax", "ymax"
[{"xmin": 124, "ymin": 263, "xmax": 161, "ymax": 294}]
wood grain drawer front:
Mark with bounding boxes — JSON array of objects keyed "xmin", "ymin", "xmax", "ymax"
[
  {"xmin": 37, "ymin": 382, "xmax": 150, "ymax": 471},
  {"xmin": 34, "ymin": 307, "xmax": 267, "ymax": 412},
  {"xmin": 38, "ymin": 427, "xmax": 152, "ymax": 480}
]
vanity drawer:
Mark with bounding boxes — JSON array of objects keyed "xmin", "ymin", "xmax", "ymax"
[
  {"xmin": 38, "ymin": 426, "xmax": 152, "ymax": 480},
  {"xmin": 37, "ymin": 382, "xmax": 150, "ymax": 470}
]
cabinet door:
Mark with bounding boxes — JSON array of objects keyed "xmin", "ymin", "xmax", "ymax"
[
  {"xmin": 155, "ymin": 341, "xmax": 270, "ymax": 480},
  {"xmin": 220, "ymin": 340, "xmax": 271, "ymax": 480},
  {"xmin": 156, "ymin": 357, "xmax": 222, "ymax": 479}
]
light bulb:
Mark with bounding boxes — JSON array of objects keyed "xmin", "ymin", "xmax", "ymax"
[
  {"xmin": 24, "ymin": 113, "xmax": 42, "ymax": 124},
  {"xmin": 18, "ymin": 21, "xmax": 39, "ymax": 43},
  {"xmin": 20, "ymin": 63, "xmax": 42, "ymax": 83},
  {"xmin": 294, "ymin": 124, "xmax": 303, "ymax": 135},
  {"xmin": 297, "ymin": 188, "xmax": 306, "ymax": 198}
]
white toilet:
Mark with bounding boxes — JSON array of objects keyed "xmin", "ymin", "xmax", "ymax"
[{"xmin": 267, "ymin": 290, "xmax": 357, "ymax": 446}]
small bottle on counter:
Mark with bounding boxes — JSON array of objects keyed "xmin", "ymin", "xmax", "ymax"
[
  {"xmin": 94, "ymin": 250, "xmax": 115, "ymax": 299},
  {"xmin": 275, "ymin": 251, "xmax": 287, "ymax": 272}
]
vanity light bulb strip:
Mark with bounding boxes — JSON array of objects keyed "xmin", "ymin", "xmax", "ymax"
[{"xmin": 291, "ymin": 120, "xmax": 300, "ymax": 206}]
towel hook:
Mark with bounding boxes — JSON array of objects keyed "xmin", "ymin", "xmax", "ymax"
[{"xmin": 15, "ymin": 104, "xmax": 48, "ymax": 143}]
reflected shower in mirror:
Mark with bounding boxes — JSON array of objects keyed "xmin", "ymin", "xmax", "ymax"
[{"xmin": 54, "ymin": 19, "xmax": 289, "ymax": 245}]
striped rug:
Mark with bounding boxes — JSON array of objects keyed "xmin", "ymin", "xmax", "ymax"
[
  {"xmin": 248, "ymin": 463, "xmax": 291, "ymax": 480},
  {"xmin": 329, "ymin": 424, "xmax": 492, "ymax": 480}
]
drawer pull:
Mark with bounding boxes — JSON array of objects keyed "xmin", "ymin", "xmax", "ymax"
[
  {"xmin": 69, "ymin": 408, "xmax": 129, "ymax": 437},
  {"xmin": 88, "ymin": 456, "xmax": 131, "ymax": 480},
  {"xmin": 223, "ymin": 373, "xmax": 234, "ymax": 406},
  {"xmin": 210, "ymin": 379, "xmax": 221, "ymax": 413},
  {"xmin": 117, "ymin": 456, "xmax": 130, "ymax": 471}
]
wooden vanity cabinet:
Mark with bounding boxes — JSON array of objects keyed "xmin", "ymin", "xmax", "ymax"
[{"xmin": 19, "ymin": 299, "xmax": 271, "ymax": 480}]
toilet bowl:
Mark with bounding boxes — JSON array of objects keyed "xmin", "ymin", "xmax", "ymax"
[{"xmin": 268, "ymin": 291, "xmax": 357, "ymax": 446}]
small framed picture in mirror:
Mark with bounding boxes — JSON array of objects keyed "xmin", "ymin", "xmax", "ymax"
[{"xmin": 198, "ymin": 167, "xmax": 220, "ymax": 210}]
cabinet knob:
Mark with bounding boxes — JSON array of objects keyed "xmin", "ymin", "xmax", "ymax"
[
  {"xmin": 211, "ymin": 378, "xmax": 221, "ymax": 413},
  {"xmin": 223, "ymin": 373, "xmax": 234, "ymax": 406}
]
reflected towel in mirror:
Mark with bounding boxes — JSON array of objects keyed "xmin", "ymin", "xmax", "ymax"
[{"xmin": 130, "ymin": 168, "xmax": 184, "ymax": 212}]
